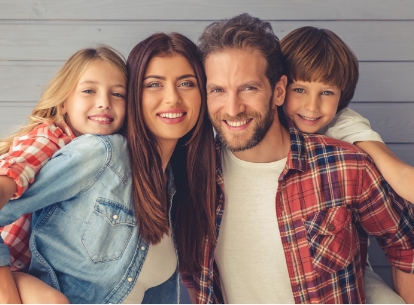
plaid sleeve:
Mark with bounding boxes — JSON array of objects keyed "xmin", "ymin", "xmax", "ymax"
[
  {"xmin": 357, "ymin": 158, "xmax": 414, "ymax": 273},
  {"xmin": 0, "ymin": 122, "xmax": 74, "ymax": 199},
  {"xmin": 181, "ymin": 273, "xmax": 195, "ymax": 289}
]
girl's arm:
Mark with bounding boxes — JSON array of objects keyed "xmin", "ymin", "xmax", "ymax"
[
  {"xmin": 355, "ymin": 141, "xmax": 414, "ymax": 203},
  {"xmin": 0, "ymin": 177, "xmax": 16, "ymax": 210},
  {"xmin": 0, "ymin": 266, "xmax": 21, "ymax": 303}
]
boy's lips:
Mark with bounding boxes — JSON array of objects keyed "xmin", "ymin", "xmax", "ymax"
[
  {"xmin": 297, "ymin": 114, "xmax": 322, "ymax": 125},
  {"xmin": 88, "ymin": 114, "xmax": 114, "ymax": 124}
]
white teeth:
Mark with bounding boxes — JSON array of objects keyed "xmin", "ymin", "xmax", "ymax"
[
  {"xmin": 226, "ymin": 119, "xmax": 249, "ymax": 127},
  {"xmin": 91, "ymin": 117, "xmax": 111, "ymax": 122},
  {"xmin": 300, "ymin": 115, "xmax": 320, "ymax": 121},
  {"xmin": 159, "ymin": 113, "xmax": 184, "ymax": 119}
]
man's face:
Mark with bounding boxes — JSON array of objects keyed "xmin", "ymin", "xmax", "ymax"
[{"xmin": 205, "ymin": 49, "xmax": 283, "ymax": 152}]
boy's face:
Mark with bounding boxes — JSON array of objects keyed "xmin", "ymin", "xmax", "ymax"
[{"xmin": 284, "ymin": 80, "xmax": 341, "ymax": 133}]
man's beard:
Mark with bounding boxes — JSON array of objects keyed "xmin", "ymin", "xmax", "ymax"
[{"xmin": 209, "ymin": 97, "xmax": 275, "ymax": 152}]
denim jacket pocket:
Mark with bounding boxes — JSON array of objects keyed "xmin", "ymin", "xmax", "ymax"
[
  {"xmin": 82, "ymin": 197, "xmax": 136, "ymax": 263},
  {"xmin": 303, "ymin": 206, "xmax": 356, "ymax": 275}
]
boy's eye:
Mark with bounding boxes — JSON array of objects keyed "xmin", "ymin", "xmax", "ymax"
[
  {"xmin": 321, "ymin": 91, "xmax": 334, "ymax": 96},
  {"xmin": 293, "ymin": 88, "xmax": 305, "ymax": 93}
]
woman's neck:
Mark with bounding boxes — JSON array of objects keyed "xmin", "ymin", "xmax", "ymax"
[{"xmin": 158, "ymin": 139, "xmax": 178, "ymax": 172}]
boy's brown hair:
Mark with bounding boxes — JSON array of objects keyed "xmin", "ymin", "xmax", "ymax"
[{"xmin": 281, "ymin": 26, "xmax": 359, "ymax": 112}]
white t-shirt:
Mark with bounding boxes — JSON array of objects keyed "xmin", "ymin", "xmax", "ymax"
[
  {"xmin": 319, "ymin": 107, "xmax": 384, "ymax": 144},
  {"xmin": 215, "ymin": 146, "xmax": 294, "ymax": 304},
  {"xmin": 122, "ymin": 233, "xmax": 177, "ymax": 304}
]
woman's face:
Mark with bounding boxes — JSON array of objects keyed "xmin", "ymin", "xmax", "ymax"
[{"xmin": 142, "ymin": 54, "xmax": 201, "ymax": 146}]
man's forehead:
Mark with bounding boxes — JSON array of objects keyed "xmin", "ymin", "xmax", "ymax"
[{"xmin": 204, "ymin": 48, "xmax": 268, "ymax": 84}]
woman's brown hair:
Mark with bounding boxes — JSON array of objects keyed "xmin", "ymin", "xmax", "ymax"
[
  {"xmin": 281, "ymin": 26, "xmax": 359, "ymax": 112},
  {"xmin": 124, "ymin": 32, "xmax": 216, "ymax": 274}
]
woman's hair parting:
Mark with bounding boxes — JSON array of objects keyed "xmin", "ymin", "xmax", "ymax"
[
  {"xmin": 125, "ymin": 32, "xmax": 216, "ymax": 274},
  {"xmin": 0, "ymin": 45, "xmax": 126, "ymax": 155}
]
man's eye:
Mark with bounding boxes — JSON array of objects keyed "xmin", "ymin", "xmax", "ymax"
[
  {"xmin": 293, "ymin": 88, "xmax": 305, "ymax": 93},
  {"xmin": 211, "ymin": 88, "xmax": 223, "ymax": 93},
  {"xmin": 244, "ymin": 86, "xmax": 256, "ymax": 91}
]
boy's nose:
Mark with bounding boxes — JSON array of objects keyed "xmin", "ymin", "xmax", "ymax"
[{"xmin": 304, "ymin": 95, "xmax": 320, "ymax": 112}]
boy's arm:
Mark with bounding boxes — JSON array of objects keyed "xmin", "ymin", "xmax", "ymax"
[
  {"xmin": 392, "ymin": 266, "xmax": 414, "ymax": 303},
  {"xmin": 0, "ymin": 266, "xmax": 21, "ymax": 303},
  {"xmin": 356, "ymin": 141, "xmax": 414, "ymax": 203},
  {"xmin": 0, "ymin": 177, "xmax": 16, "ymax": 210}
]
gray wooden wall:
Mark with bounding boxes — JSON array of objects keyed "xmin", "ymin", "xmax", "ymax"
[{"xmin": 1, "ymin": 0, "xmax": 413, "ymax": 299}]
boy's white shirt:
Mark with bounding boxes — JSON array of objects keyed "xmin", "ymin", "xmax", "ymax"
[{"xmin": 318, "ymin": 107, "xmax": 384, "ymax": 144}]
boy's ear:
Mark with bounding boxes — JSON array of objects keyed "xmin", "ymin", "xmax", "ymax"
[{"xmin": 273, "ymin": 75, "xmax": 287, "ymax": 107}]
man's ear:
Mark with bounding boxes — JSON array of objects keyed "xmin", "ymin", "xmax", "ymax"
[{"xmin": 273, "ymin": 75, "xmax": 287, "ymax": 107}]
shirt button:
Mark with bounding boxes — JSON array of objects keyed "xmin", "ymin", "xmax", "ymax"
[
  {"xmin": 127, "ymin": 277, "xmax": 133, "ymax": 282},
  {"xmin": 8, "ymin": 160, "xmax": 15, "ymax": 164},
  {"xmin": 112, "ymin": 215, "xmax": 118, "ymax": 220},
  {"xmin": 141, "ymin": 246, "xmax": 146, "ymax": 251},
  {"xmin": 327, "ymin": 224, "xmax": 335, "ymax": 231}
]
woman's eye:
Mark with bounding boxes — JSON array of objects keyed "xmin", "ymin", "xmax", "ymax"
[
  {"xmin": 293, "ymin": 88, "xmax": 305, "ymax": 93},
  {"xmin": 179, "ymin": 81, "xmax": 194, "ymax": 87},
  {"xmin": 147, "ymin": 82, "xmax": 161, "ymax": 88},
  {"xmin": 82, "ymin": 89, "xmax": 95, "ymax": 94}
]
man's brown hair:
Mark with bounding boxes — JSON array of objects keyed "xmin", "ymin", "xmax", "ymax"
[{"xmin": 281, "ymin": 26, "xmax": 359, "ymax": 112}]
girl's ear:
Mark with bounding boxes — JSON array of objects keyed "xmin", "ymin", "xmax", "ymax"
[{"xmin": 61, "ymin": 101, "xmax": 67, "ymax": 115}]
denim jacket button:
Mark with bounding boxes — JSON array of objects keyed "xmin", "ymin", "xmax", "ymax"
[
  {"xmin": 127, "ymin": 277, "xmax": 133, "ymax": 282},
  {"xmin": 141, "ymin": 246, "xmax": 146, "ymax": 251},
  {"xmin": 112, "ymin": 214, "xmax": 119, "ymax": 220}
]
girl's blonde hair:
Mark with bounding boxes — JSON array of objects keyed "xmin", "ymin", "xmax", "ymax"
[{"xmin": 0, "ymin": 45, "xmax": 126, "ymax": 155}]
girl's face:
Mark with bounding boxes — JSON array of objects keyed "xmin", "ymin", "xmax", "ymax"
[
  {"xmin": 62, "ymin": 59, "xmax": 126, "ymax": 137},
  {"xmin": 142, "ymin": 54, "xmax": 201, "ymax": 146}
]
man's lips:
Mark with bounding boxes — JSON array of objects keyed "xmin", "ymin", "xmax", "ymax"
[
  {"xmin": 224, "ymin": 118, "xmax": 252, "ymax": 127},
  {"xmin": 88, "ymin": 114, "xmax": 114, "ymax": 123}
]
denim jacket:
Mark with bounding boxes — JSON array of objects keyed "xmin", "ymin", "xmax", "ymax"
[{"xmin": 0, "ymin": 134, "xmax": 179, "ymax": 304}]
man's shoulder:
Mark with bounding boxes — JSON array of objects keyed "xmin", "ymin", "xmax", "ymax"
[{"xmin": 302, "ymin": 133, "xmax": 373, "ymax": 166}]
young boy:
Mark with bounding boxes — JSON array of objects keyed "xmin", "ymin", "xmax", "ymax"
[{"xmin": 281, "ymin": 26, "xmax": 411, "ymax": 304}]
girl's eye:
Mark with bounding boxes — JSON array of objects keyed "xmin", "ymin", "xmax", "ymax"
[
  {"xmin": 112, "ymin": 92, "xmax": 125, "ymax": 98},
  {"xmin": 82, "ymin": 89, "xmax": 95, "ymax": 94},
  {"xmin": 293, "ymin": 88, "xmax": 305, "ymax": 93},
  {"xmin": 322, "ymin": 91, "xmax": 334, "ymax": 96}
]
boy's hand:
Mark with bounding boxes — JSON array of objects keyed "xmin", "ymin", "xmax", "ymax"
[
  {"xmin": 0, "ymin": 265, "xmax": 22, "ymax": 303},
  {"xmin": 0, "ymin": 176, "xmax": 16, "ymax": 210}
]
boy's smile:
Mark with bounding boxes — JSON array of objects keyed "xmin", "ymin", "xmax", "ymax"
[{"xmin": 284, "ymin": 80, "xmax": 341, "ymax": 134}]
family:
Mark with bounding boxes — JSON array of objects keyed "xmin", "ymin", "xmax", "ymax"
[{"xmin": 0, "ymin": 13, "xmax": 413, "ymax": 304}]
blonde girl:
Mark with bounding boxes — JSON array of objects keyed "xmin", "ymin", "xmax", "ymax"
[{"xmin": 0, "ymin": 45, "xmax": 127, "ymax": 303}]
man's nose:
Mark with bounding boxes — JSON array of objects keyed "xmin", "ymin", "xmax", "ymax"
[{"xmin": 225, "ymin": 92, "xmax": 245, "ymax": 117}]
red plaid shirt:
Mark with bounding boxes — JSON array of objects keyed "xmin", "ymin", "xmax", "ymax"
[
  {"xmin": 0, "ymin": 121, "xmax": 74, "ymax": 271},
  {"xmin": 182, "ymin": 123, "xmax": 414, "ymax": 304}
]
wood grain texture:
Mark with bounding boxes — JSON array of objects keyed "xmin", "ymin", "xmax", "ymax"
[
  {"xmin": 1, "ymin": 63, "xmax": 413, "ymax": 103},
  {"xmin": 1, "ymin": 21, "xmax": 414, "ymax": 61},
  {"xmin": 1, "ymin": 0, "xmax": 414, "ymax": 20}
]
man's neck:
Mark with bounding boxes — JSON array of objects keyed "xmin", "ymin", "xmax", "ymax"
[{"xmin": 232, "ymin": 123, "xmax": 290, "ymax": 163}]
